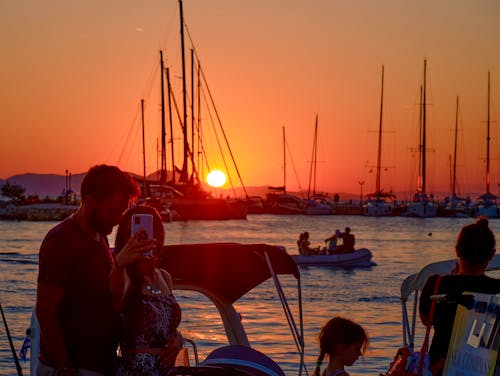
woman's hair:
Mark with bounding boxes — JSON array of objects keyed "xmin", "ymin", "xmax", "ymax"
[
  {"xmin": 114, "ymin": 205, "xmax": 165, "ymax": 328},
  {"xmin": 298, "ymin": 232, "xmax": 306, "ymax": 245},
  {"xmin": 313, "ymin": 317, "xmax": 368, "ymax": 376},
  {"xmin": 456, "ymin": 216, "xmax": 496, "ymax": 265}
]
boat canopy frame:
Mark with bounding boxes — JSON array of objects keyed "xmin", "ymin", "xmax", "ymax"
[{"xmin": 157, "ymin": 243, "xmax": 307, "ymax": 375}]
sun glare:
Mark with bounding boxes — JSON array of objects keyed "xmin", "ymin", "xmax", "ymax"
[{"xmin": 206, "ymin": 170, "xmax": 227, "ymax": 188}]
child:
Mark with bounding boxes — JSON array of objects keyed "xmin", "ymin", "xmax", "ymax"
[{"xmin": 313, "ymin": 317, "xmax": 369, "ymax": 376}]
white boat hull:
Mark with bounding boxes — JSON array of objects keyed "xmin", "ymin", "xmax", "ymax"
[
  {"xmin": 475, "ymin": 204, "xmax": 500, "ymax": 218},
  {"xmin": 291, "ymin": 248, "xmax": 374, "ymax": 267},
  {"xmin": 363, "ymin": 201, "xmax": 394, "ymax": 216},
  {"xmin": 403, "ymin": 201, "xmax": 438, "ymax": 217}
]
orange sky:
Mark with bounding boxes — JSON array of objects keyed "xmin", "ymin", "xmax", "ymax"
[{"xmin": 1, "ymin": 0, "xmax": 499, "ymax": 198}]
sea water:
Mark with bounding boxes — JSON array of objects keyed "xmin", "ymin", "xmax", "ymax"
[{"xmin": 1, "ymin": 215, "xmax": 499, "ymax": 375}]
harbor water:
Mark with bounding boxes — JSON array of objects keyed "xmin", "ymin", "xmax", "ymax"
[{"xmin": 1, "ymin": 215, "xmax": 499, "ymax": 375}]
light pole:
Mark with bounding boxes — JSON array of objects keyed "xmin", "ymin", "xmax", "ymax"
[
  {"xmin": 358, "ymin": 180, "xmax": 365, "ymax": 208},
  {"xmin": 65, "ymin": 169, "xmax": 69, "ymax": 205}
]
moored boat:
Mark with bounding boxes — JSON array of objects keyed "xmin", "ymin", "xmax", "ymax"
[
  {"xmin": 439, "ymin": 196, "xmax": 471, "ymax": 218},
  {"xmin": 304, "ymin": 115, "xmax": 333, "ymax": 216},
  {"xmin": 438, "ymin": 97, "xmax": 471, "ymax": 218},
  {"xmin": 403, "ymin": 60, "xmax": 438, "ymax": 217},
  {"xmin": 473, "ymin": 72, "xmax": 499, "ymax": 218},
  {"xmin": 474, "ymin": 193, "xmax": 499, "ymax": 218},
  {"xmin": 303, "ymin": 198, "xmax": 332, "ymax": 215},
  {"xmin": 140, "ymin": 2, "xmax": 249, "ymax": 222},
  {"xmin": 263, "ymin": 190, "xmax": 306, "ymax": 215},
  {"xmin": 363, "ymin": 65, "xmax": 396, "ymax": 217},
  {"xmin": 363, "ymin": 193, "xmax": 396, "ymax": 216}
]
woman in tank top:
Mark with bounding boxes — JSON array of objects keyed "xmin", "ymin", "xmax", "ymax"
[{"xmin": 110, "ymin": 205, "xmax": 183, "ymax": 376}]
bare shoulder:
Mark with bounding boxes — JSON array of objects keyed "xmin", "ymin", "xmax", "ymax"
[{"xmin": 158, "ymin": 268, "xmax": 174, "ymax": 290}]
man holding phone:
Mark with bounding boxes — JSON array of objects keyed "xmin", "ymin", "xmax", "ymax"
[{"xmin": 36, "ymin": 165, "xmax": 144, "ymax": 376}]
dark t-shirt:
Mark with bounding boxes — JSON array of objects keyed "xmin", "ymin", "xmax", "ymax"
[
  {"xmin": 342, "ymin": 234, "xmax": 355, "ymax": 251},
  {"xmin": 37, "ymin": 217, "xmax": 119, "ymax": 374},
  {"xmin": 419, "ymin": 274, "xmax": 500, "ymax": 366}
]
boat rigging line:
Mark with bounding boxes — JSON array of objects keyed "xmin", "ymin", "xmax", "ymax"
[
  {"xmin": 285, "ymin": 136, "xmax": 305, "ymax": 198},
  {"xmin": 183, "ymin": 21, "xmax": 248, "ymax": 197},
  {"xmin": 0, "ymin": 302, "xmax": 24, "ymax": 375}
]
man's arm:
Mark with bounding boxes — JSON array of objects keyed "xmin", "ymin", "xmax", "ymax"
[
  {"xmin": 36, "ymin": 281, "xmax": 73, "ymax": 369},
  {"xmin": 109, "ymin": 264, "xmax": 129, "ymax": 312}
]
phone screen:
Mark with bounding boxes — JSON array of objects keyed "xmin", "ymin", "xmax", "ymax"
[{"xmin": 131, "ymin": 214, "xmax": 154, "ymax": 256}]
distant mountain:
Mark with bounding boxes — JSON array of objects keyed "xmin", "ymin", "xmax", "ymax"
[
  {"xmin": 1, "ymin": 172, "xmax": 280, "ymax": 199},
  {"xmin": 3, "ymin": 172, "xmax": 454, "ymax": 201},
  {"xmin": 2, "ymin": 173, "xmax": 85, "ymax": 198}
]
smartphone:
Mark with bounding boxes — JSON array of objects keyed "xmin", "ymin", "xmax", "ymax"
[{"xmin": 131, "ymin": 214, "xmax": 154, "ymax": 256}]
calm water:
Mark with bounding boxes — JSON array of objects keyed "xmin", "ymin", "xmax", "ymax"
[{"xmin": 1, "ymin": 215, "xmax": 499, "ymax": 376}]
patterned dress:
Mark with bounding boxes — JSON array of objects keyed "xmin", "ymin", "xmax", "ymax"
[{"xmin": 117, "ymin": 292, "xmax": 182, "ymax": 376}]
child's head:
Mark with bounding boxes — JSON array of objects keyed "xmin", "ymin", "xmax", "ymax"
[
  {"xmin": 455, "ymin": 216, "xmax": 496, "ymax": 266},
  {"xmin": 314, "ymin": 317, "xmax": 368, "ymax": 375}
]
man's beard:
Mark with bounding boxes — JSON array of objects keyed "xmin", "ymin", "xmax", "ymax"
[{"xmin": 88, "ymin": 208, "xmax": 114, "ymax": 235}]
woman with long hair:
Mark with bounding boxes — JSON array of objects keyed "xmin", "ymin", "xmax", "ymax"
[{"xmin": 110, "ymin": 205, "xmax": 183, "ymax": 376}]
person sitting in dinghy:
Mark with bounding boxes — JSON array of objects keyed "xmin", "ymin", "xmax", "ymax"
[
  {"xmin": 334, "ymin": 227, "xmax": 355, "ymax": 254},
  {"xmin": 110, "ymin": 205, "xmax": 184, "ymax": 376},
  {"xmin": 298, "ymin": 231, "xmax": 320, "ymax": 255},
  {"xmin": 324, "ymin": 229, "xmax": 342, "ymax": 255}
]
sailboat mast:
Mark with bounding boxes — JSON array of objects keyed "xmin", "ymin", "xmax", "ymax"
[
  {"xmin": 376, "ymin": 65, "xmax": 384, "ymax": 197},
  {"xmin": 417, "ymin": 85, "xmax": 423, "ymax": 191},
  {"xmin": 313, "ymin": 115, "xmax": 318, "ymax": 198},
  {"xmin": 452, "ymin": 96, "xmax": 459, "ymax": 198},
  {"xmin": 166, "ymin": 67, "xmax": 175, "ymax": 184},
  {"xmin": 179, "ymin": 0, "xmax": 188, "ymax": 184},
  {"xmin": 307, "ymin": 115, "xmax": 318, "ymax": 199},
  {"xmin": 283, "ymin": 126, "xmax": 286, "ymax": 194},
  {"xmin": 486, "ymin": 71, "xmax": 491, "ymax": 194},
  {"xmin": 191, "ymin": 49, "xmax": 195, "ymax": 180},
  {"xmin": 422, "ymin": 59, "xmax": 427, "ymax": 194},
  {"xmin": 197, "ymin": 59, "xmax": 202, "ymax": 179},
  {"xmin": 141, "ymin": 99, "xmax": 147, "ymax": 197},
  {"xmin": 160, "ymin": 51, "xmax": 167, "ymax": 185}
]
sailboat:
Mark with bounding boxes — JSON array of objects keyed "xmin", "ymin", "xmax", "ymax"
[
  {"xmin": 263, "ymin": 127, "xmax": 307, "ymax": 215},
  {"xmin": 403, "ymin": 59, "xmax": 438, "ymax": 217},
  {"xmin": 135, "ymin": 94, "xmax": 177, "ymax": 222},
  {"xmin": 441, "ymin": 96, "xmax": 470, "ymax": 217},
  {"xmin": 303, "ymin": 115, "xmax": 333, "ymax": 215},
  {"xmin": 152, "ymin": 0, "xmax": 248, "ymax": 220},
  {"xmin": 474, "ymin": 71, "xmax": 500, "ymax": 218},
  {"xmin": 363, "ymin": 65, "xmax": 396, "ymax": 216}
]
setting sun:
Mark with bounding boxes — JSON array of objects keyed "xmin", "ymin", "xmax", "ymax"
[{"xmin": 206, "ymin": 170, "xmax": 227, "ymax": 188}]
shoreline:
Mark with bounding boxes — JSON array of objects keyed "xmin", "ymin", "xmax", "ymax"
[{"xmin": 0, "ymin": 203, "xmax": 78, "ymax": 221}]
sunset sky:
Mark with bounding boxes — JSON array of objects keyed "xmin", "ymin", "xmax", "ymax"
[{"xmin": 1, "ymin": 0, "xmax": 499, "ymax": 198}]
